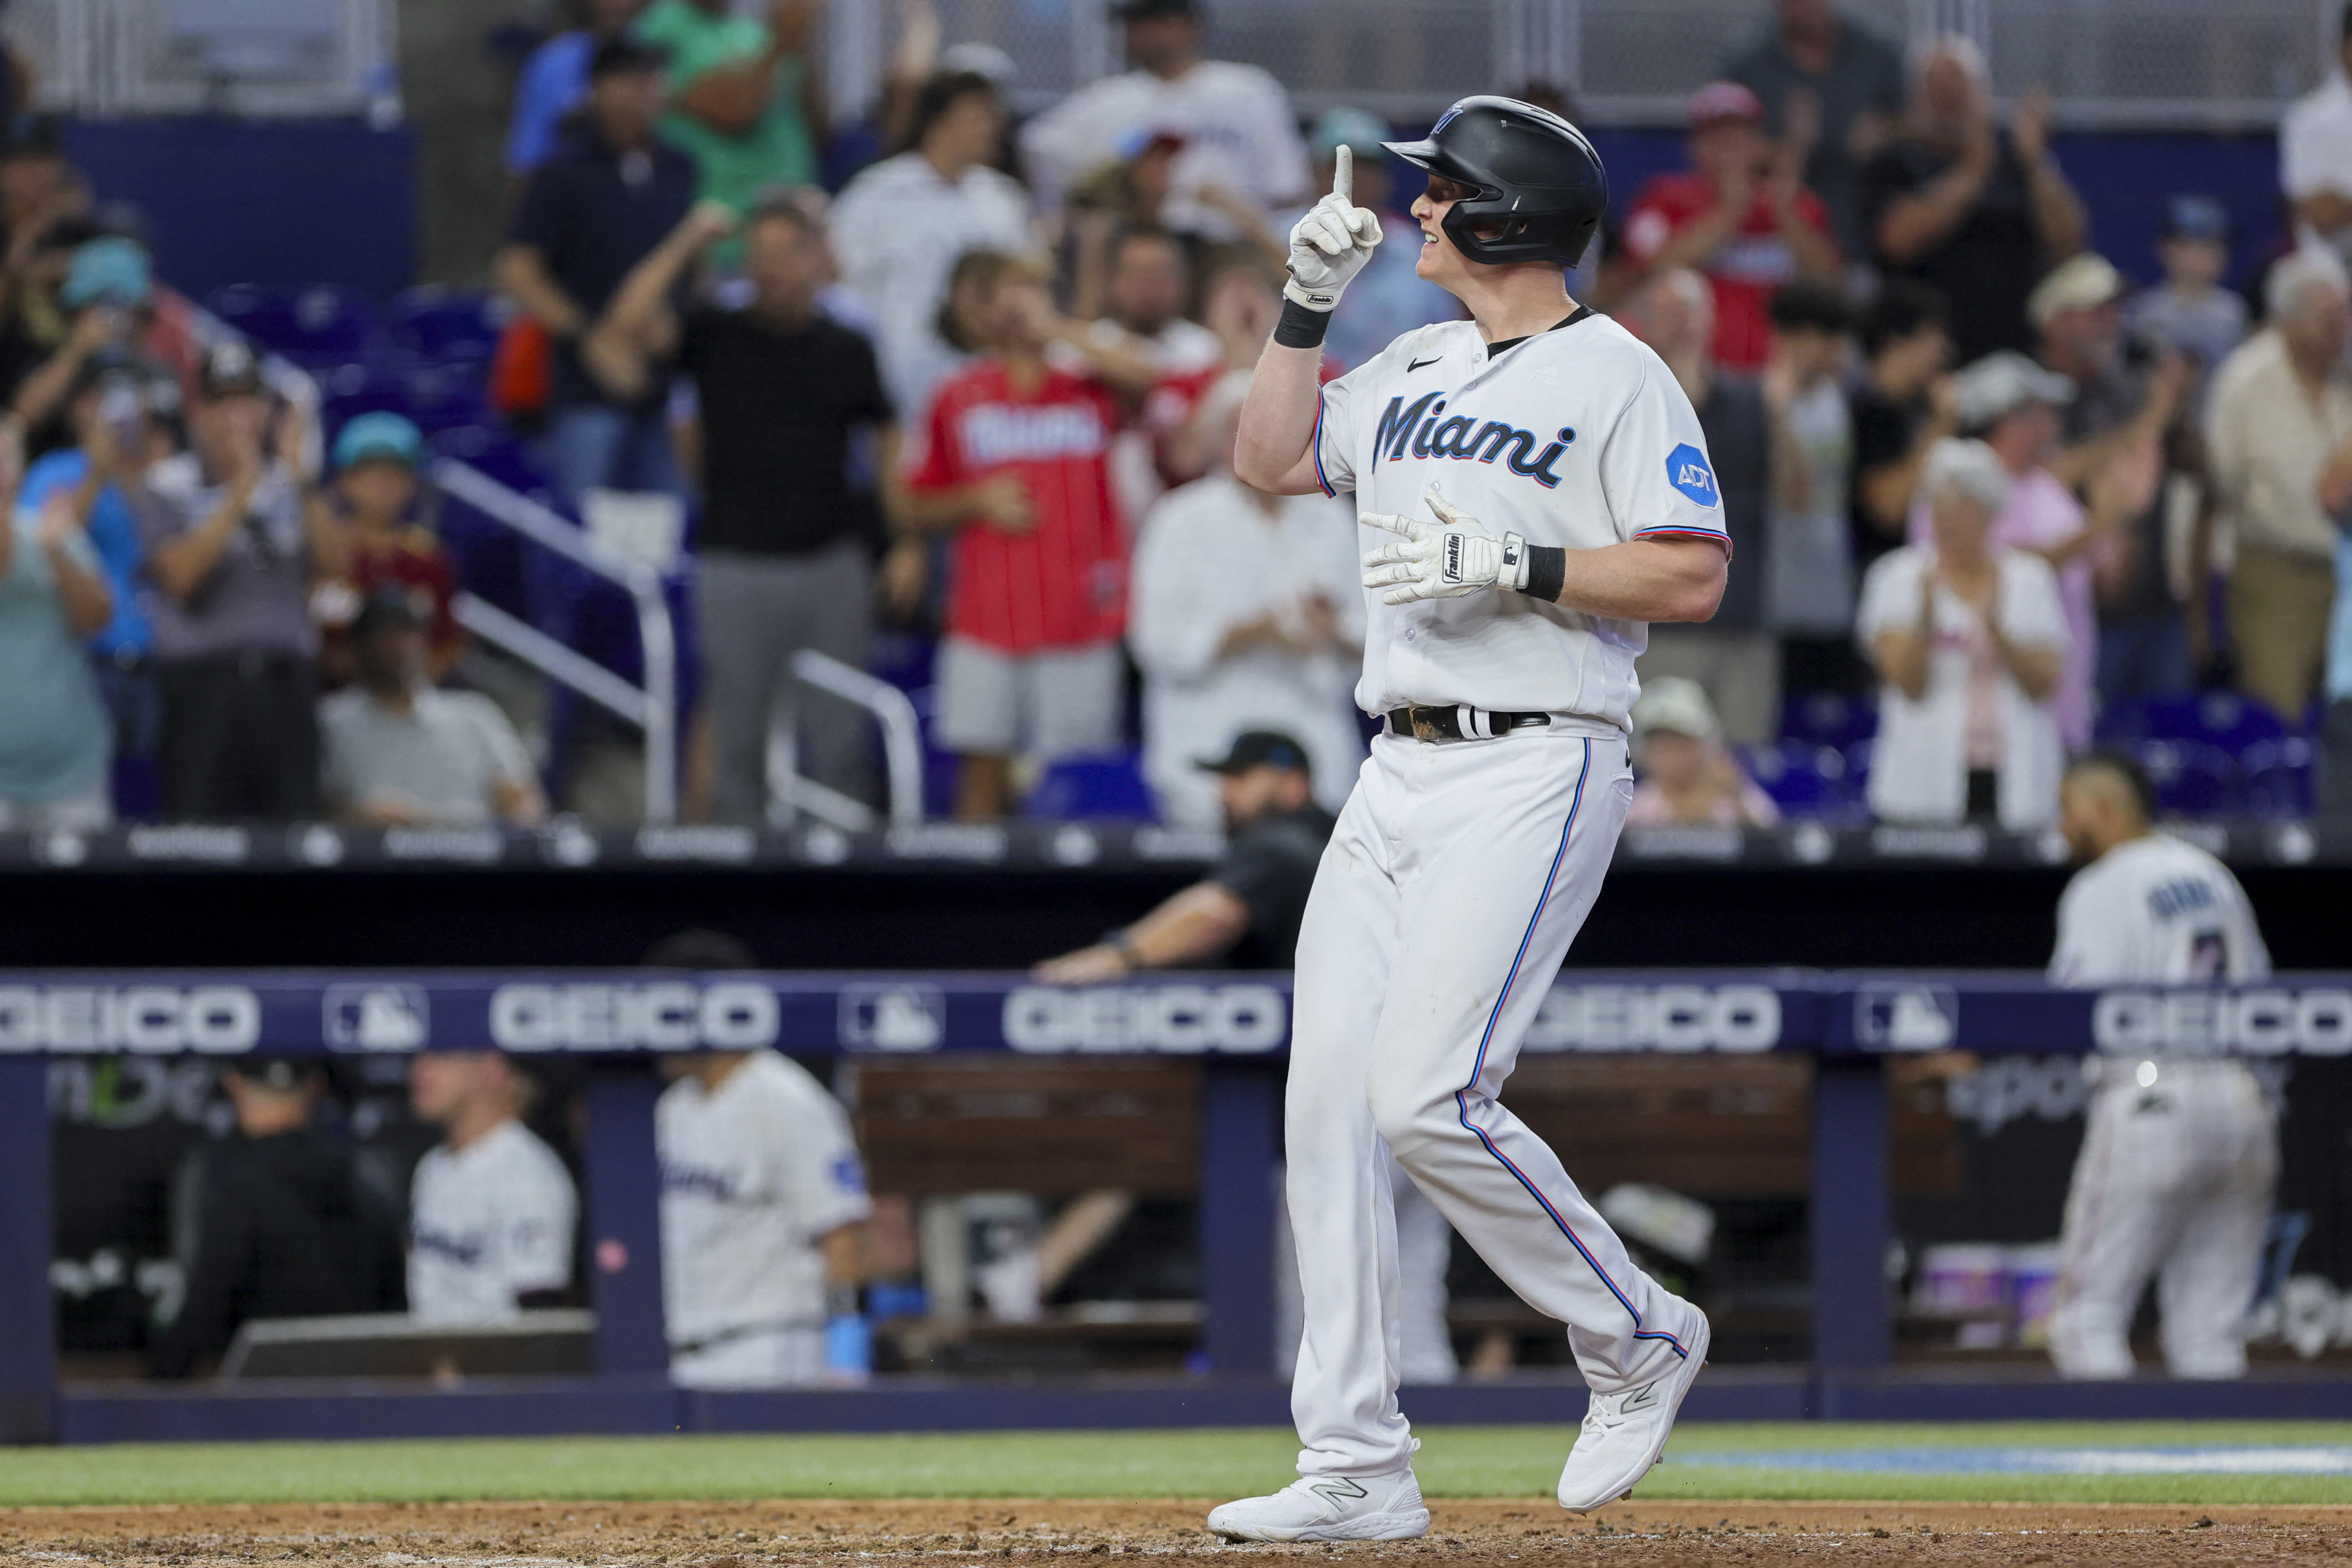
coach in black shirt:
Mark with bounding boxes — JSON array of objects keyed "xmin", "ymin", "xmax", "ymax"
[
  {"xmin": 597, "ymin": 192, "xmax": 899, "ymax": 819},
  {"xmin": 1034, "ymin": 732, "xmax": 1336, "ymax": 980}
]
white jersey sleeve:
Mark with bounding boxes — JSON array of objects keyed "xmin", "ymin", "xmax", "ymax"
[
  {"xmin": 499, "ymin": 1134, "xmax": 578, "ymax": 1299},
  {"xmin": 2050, "ymin": 835, "xmax": 2271, "ymax": 985},
  {"xmin": 1312, "ymin": 358, "xmax": 1373, "ymax": 498},
  {"xmin": 1595, "ymin": 359, "xmax": 1731, "ymax": 554},
  {"xmin": 769, "ymin": 1056, "xmax": 875, "ymax": 1244}
]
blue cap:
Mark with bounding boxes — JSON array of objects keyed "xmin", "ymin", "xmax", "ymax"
[
  {"xmin": 60, "ymin": 237, "xmax": 150, "ymax": 310},
  {"xmin": 333, "ymin": 410, "xmax": 423, "ymax": 472},
  {"xmin": 2161, "ymin": 194, "xmax": 2230, "ymax": 242}
]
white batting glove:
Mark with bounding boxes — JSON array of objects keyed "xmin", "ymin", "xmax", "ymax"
[
  {"xmin": 1285, "ymin": 144, "xmax": 1383, "ymax": 313},
  {"xmin": 1361, "ymin": 489, "xmax": 1530, "ymax": 605}
]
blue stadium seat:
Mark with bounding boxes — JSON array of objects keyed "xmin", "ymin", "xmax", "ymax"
[
  {"xmin": 2242, "ymin": 736, "xmax": 2315, "ymax": 817},
  {"xmin": 1780, "ymin": 690, "xmax": 1877, "ymax": 751},
  {"xmin": 319, "ymin": 355, "xmax": 488, "ymax": 439},
  {"xmin": 387, "ymin": 285, "xmax": 507, "ymax": 364},
  {"xmin": 203, "ymin": 283, "xmax": 379, "ymax": 367},
  {"xmin": 2133, "ymin": 738, "xmax": 2242, "ymax": 815},
  {"xmin": 2102, "ymin": 691, "xmax": 2291, "ymax": 751},
  {"xmin": 1024, "ymin": 751, "xmax": 1158, "ymax": 821},
  {"xmin": 1736, "ymin": 740, "xmax": 1852, "ymax": 817}
]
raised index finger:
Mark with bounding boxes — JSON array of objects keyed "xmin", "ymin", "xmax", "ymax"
[{"xmin": 1333, "ymin": 143, "xmax": 1353, "ymax": 205}]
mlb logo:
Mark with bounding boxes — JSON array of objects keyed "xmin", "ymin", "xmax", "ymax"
[
  {"xmin": 1854, "ymin": 984, "xmax": 1957, "ymax": 1051},
  {"xmin": 838, "ymin": 984, "xmax": 946, "ymax": 1051},
  {"xmin": 1665, "ymin": 443, "xmax": 1719, "ymax": 506},
  {"xmin": 323, "ymin": 984, "xmax": 430, "ymax": 1051}
]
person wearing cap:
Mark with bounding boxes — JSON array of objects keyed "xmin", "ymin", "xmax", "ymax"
[
  {"xmin": 1622, "ymin": 80, "xmax": 1840, "ymax": 373},
  {"xmin": 407, "ymin": 1051, "xmax": 578, "ymax": 1325},
  {"xmin": 1722, "ymin": 0, "xmax": 1905, "ymax": 260},
  {"xmin": 2205, "ymin": 250, "xmax": 2352, "ymax": 723},
  {"xmin": 1129, "ymin": 376, "xmax": 1362, "ymax": 828},
  {"xmin": 496, "ymin": 35, "xmax": 696, "ymax": 507},
  {"xmin": 1861, "ymin": 437, "xmax": 2068, "ymax": 827},
  {"xmin": 2281, "ymin": 4, "xmax": 2352, "ymax": 274},
  {"xmin": 129, "ymin": 340, "xmax": 346, "ymax": 821},
  {"xmin": 318, "ymin": 590, "xmax": 546, "ymax": 828},
  {"xmin": 1624, "ymin": 677, "xmax": 1776, "ymax": 828},
  {"xmin": 312, "ymin": 412, "xmax": 464, "ymax": 689},
  {"xmin": 2027, "ymin": 254, "xmax": 2192, "ymax": 480},
  {"xmin": 1034, "ymin": 729, "xmax": 1337, "ymax": 981},
  {"xmin": 632, "ymin": 0, "xmax": 820, "ymax": 245},
  {"xmin": 1859, "ymin": 38, "xmax": 2086, "ymax": 364},
  {"xmin": 1909, "ymin": 350, "xmax": 2161, "ymax": 748},
  {"xmin": 504, "ymin": 0, "xmax": 652, "ymax": 183},
  {"xmin": 6, "ymin": 234, "xmax": 150, "ymax": 460},
  {"xmin": 2123, "ymin": 196, "xmax": 2248, "ymax": 412},
  {"xmin": 1019, "ymin": 0, "xmax": 1311, "ymax": 244},
  {"xmin": 146, "ymin": 1058, "xmax": 405, "ymax": 1379},
  {"xmin": 831, "ymin": 68, "xmax": 1035, "ymax": 418}
]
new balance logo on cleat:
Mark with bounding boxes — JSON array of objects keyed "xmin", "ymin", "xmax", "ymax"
[
  {"xmin": 1308, "ymin": 1478, "xmax": 1368, "ymax": 1509},
  {"xmin": 1620, "ymin": 1380, "xmax": 1660, "ymax": 1413}
]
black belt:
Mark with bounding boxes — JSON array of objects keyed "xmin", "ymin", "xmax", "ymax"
[{"xmin": 1385, "ymin": 706, "xmax": 1551, "ymax": 743}]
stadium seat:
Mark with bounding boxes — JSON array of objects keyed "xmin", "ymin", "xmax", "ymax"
[
  {"xmin": 1735, "ymin": 740, "xmax": 1852, "ymax": 817},
  {"xmin": 387, "ymin": 285, "xmax": 508, "ymax": 364},
  {"xmin": 2101, "ymin": 691, "xmax": 2291, "ymax": 751},
  {"xmin": 2242, "ymin": 736, "xmax": 2315, "ymax": 817},
  {"xmin": 2132, "ymin": 738, "xmax": 2242, "ymax": 815},
  {"xmin": 1780, "ymin": 690, "xmax": 1877, "ymax": 752},
  {"xmin": 1024, "ymin": 751, "xmax": 1158, "ymax": 821},
  {"xmin": 203, "ymin": 282, "xmax": 379, "ymax": 366},
  {"xmin": 319, "ymin": 355, "xmax": 489, "ymax": 439}
]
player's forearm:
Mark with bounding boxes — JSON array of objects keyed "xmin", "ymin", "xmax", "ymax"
[
  {"xmin": 1127, "ymin": 882, "xmax": 1251, "ymax": 968},
  {"xmin": 820, "ymin": 1222, "xmax": 864, "ymax": 1286},
  {"xmin": 1546, "ymin": 538, "xmax": 1727, "ymax": 623},
  {"xmin": 1234, "ymin": 341, "xmax": 1326, "ymax": 495}
]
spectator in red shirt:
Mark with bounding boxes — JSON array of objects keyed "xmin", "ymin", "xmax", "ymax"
[
  {"xmin": 1623, "ymin": 79, "xmax": 1841, "ymax": 371},
  {"xmin": 313, "ymin": 413, "xmax": 463, "ymax": 689},
  {"xmin": 902, "ymin": 251, "xmax": 1138, "ymax": 820}
]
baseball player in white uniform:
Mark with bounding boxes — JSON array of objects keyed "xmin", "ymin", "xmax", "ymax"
[
  {"xmin": 1211, "ymin": 97, "xmax": 1727, "ymax": 1542},
  {"xmin": 406, "ymin": 1052, "xmax": 577, "ymax": 1323},
  {"xmin": 2046, "ymin": 753, "xmax": 2278, "ymax": 1380}
]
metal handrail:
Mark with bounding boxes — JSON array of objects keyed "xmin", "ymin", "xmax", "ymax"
[
  {"xmin": 789, "ymin": 648, "xmax": 925, "ymax": 828},
  {"xmin": 431, "ymin": 459, "xmax": 678, "ymax": 824},
  {"xmin": 450, "ymin": 592, "xmax": 649, "ymax": 728}
]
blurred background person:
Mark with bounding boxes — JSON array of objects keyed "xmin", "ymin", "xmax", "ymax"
[
  {"xmin": 408, "ymin": 1052, "xmax": 577, "ymax": 1325},
  {"xmin": 1127, "ymin": 376, "xmax": 1361, "ymax": 827},
  {"xmin": 495, "ymin": 37, "xmax": 694, "ymax": 506},
  {"xmin": 1760, "ymin": 279, "xmax": 1861, "ymax": 694},
  {"xmin": 1723, "ymin": 0, "xmax": 1906, "ymax": 259},
  {"xmin": 131, "ymin": 342, "xmax": 343, "ymax": 823},
  {"xmin": 2047, "ymin": 753, "xmax": 2276, "ymax": 1380},
  {"xmin": 2204, "ymin": 249, "xmax": 2352, "ymax": 724},
  {"xmin": 147, "ymin": 1059, "xmax": 402, "ymax": 1379},
  {"xmin": 652, "ymin": 927, "xmax": 873, "ymax": 1389},
  {"xmin": 319, "ymin": 592, "xmax": 547, "ymax": 828},
  {"xmin": 2281, "ymin": 4, "xmax": 2352, "ymax": 272},
  {"xmin": 1020, "ymin": 0, "xmax": 1310, "ymax": 244},
  {"xmin": 0, "ymin": 442, "xmax": 115, "ymax": 830},
  {"xmin": 1268, "ymin": 109, "xmax": 1459, "ymax": 372},
  {"xmin": 1860, "ymin": 438, "xmax": 2067, "ymax": 827},
  {"xmin": 2125, "ymin": 195, "xmax": 2248, "ymax": 414},
  {"xmin": 1848, "ymin": 279, "xmax": 1956, "ymax": 580},
  {"xmin": 1033, "ymin": 729, "xmax": 1332, "ymax": 980},
  {"xmin": 899, "ymin": 252, "xmax": 1143, "ymax": 820},
  {"xmin": 313, "ymin": 413, "xmax": 463, "ymax": 690},
  {"xmin": 634, "ymin": 0, "xmax": 823, "ymax": 247},
  {"xmin": 1861, "ymin": 39, "xmax": 2086, "ymax": 362},
  {"xmin": 1625, "ymin": 677, "xmax": 1778, "ymax": 828},
  {"xmin": 504, "ymin": 0, "xmax": 652, "ymax": 186},
  {"xmin": 1622, "ymin": 80, "xmax": 1839, "ymax": 373},
  {"xmin": 831, "ymin": 68, "xmax": 1032, "ymax": 420},
  {"xmin": 1629, "ymin": 268, "xmax": 1774, "ymax": 743}
]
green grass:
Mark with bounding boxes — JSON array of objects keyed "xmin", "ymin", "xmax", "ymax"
[{"xmin": 0, "ymin": 1424, "xmax": 2346, "ymax": 1509}]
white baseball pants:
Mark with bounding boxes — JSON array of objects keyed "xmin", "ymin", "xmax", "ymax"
[
  {"xmin": 1285, "ymin": 729, "xmax": 1700, "ymax": 1478},
  {"xmin": 2049, "ymin": 1059, "xmax": 2277, "ymax": 1380}
]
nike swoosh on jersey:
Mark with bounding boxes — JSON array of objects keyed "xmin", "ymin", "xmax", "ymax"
[{"xmin": 1407, "ymin": 356, "xmax": 1441, "ymax": 372}]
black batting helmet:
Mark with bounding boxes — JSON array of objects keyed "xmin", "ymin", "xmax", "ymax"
[{"xmin": 1381, "ymin": 95, "xmax": 1608, "ymax": 267}]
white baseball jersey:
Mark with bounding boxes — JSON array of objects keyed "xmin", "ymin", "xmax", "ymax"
[
  {"xmin": 1311, "ymin": 310, "xmax": 1729, "ymax": 725},
  {"xmin": 407, "ymin": 1119, "xmax": 577, "ymax": 1324},
  {"xmin": 2049, "ymin": 833, "xmax": 2271, "ymax": 986},
  {"xmin": 656, "ymin": 1052, "xmax": 872, "ymax": 1351}
]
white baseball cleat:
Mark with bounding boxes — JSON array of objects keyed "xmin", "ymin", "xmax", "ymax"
[
  {"xmin": 1555, "ymin": 1304, "xmax": 1712, "ymax": 1513},
  {"xmin": 1206, "ymin": 1468, "xmax": 1431, "ymax": 1543}
]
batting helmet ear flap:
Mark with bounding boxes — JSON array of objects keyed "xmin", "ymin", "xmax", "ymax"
[{"xmin": 1383, "ymin": 95, "xmax": 1608, "ymax": 268}]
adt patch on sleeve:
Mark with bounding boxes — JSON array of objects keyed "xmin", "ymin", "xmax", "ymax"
[{"xmin": 1665, "ymin": 443, "xmax": 1719, "ymax": 508}]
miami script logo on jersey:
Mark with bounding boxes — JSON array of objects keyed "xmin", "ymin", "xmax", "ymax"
[
  {"xmin": 1666, "ymin": 443, "xmax": 1718, "ymax": 507},
  {"xmin": 1374, "ymin": 392, "xmax": 1576, "ymax": 489},
  {"xmin": 959, "ymin": 405, "xmax": 1106, "ymax": 466}
]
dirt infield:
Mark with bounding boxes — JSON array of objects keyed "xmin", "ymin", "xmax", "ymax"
[{"xmin": 3, "ymin": 1499, "xmax": 2348, "ymax": 1566}]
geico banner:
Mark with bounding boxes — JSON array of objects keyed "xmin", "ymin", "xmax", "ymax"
[
  {"xmin": 1522, "ymin": 983, "xmax": 1783, "ymax": 1053},
  {"xmin": 489, "ymin": 983, "xmax": 781, "ymax": 1051},
  {"xmin": 0, "ymin": 986, "xmax": 261, "ymax": 1053},
  {"xmin": 1001, "ymin": 984, "xmax": 1289, "ymax": 1054},
  {"xmin": 2093, "ymin": 987, "xmax": 2352, "ymax": 1056}
]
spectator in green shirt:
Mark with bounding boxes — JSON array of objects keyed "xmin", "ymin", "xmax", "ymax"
[{"xmin": 635, "ymin": 0, "xmax": 822, "ymax": 255}]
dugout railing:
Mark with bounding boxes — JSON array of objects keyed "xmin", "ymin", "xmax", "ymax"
[{"xmin": 4, "ymin": 969, "xmax": 2349, "ymax": 1444}]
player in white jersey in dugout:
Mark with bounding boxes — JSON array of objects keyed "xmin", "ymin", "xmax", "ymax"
[{"xmin": 1209, "ymin": 97, "xmax": 1730, "ymax": 1541}]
